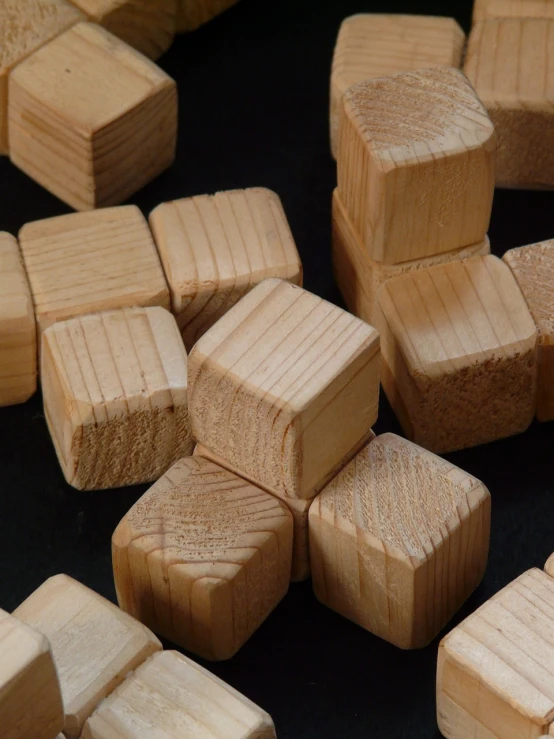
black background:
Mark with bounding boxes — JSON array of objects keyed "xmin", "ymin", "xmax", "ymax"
[{"xmin": 1, "ymin": 1, "xmax": 553, "ymax": 736}]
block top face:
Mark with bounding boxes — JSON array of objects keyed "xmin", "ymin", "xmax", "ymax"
[{"xmin": 473, "ymin": 0, "xmax": 554, "ymax": 23}]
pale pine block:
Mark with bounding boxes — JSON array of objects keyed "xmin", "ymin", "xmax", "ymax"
[
  {"xmin": 8, "ymin": 22, "xmax": 177, "ymax": 210},
  {"xmin": 330, "ymin": 14, "xmax": 465, "ymax": 158},
  {"xmin": 473, "ymin": 0, "xmax": 554, "ymax": 23},
  {"xmin": 176, "ymin": 0, "xmax": 238, "ymax": 31},
  {"xmin": 0, "ymin": 609, "xmax": 64, "ymax": 739},
  {"xmin": 112, "ymin": 457, "xmax": 293, "ymax": 660},
  {"xmin": 377, "ymin": 255, "xmax": 538, "ymax": 454},
  {"xmin": 149, "ymin": 187, "xmax": 302, "ymax": 349},
  {"xmin": 545, "ymin": 553, "xmax": 554, "ymax": 578},
  {"xmin": 337, "ymin": 67, "xmax": 495, "ymax": 264}
]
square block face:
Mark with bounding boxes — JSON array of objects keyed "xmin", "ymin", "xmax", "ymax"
[
  {"xmin": 309, "ymin": 433, "xmax": 491, "ymax": 649},
  {"xmin": 9, "ymin": 22, "xmax": 177, "ymax": 210},
  {"xmin": 176, "ymin": 0, "xmax": 238, "ymax": 31},
  {"xmin": 473, "ymin": 0, "xmax": 554, "ymax": 23},
  {"xmin": 377, "ymin": 255, "xmax": 538, "ymax": 454},
  {"xmin": 112, "ymin": 457, "xmax": 293, "ymax": 661},
  {"xmin": 149, "ymin": 188, "xmax": 303, "ymax": 349},
  {"xmin": 338, "ymin": 67, "xmax": 496, "ymax": 264},
  {"xmin": 189, "ymin": 278, "xmax": 380, "ymax": 500}
]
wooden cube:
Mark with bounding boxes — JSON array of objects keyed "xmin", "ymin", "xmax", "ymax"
[
  {"xmin": 338, "ymin": 67, "xmax": 496, "ymax": 264},
  {"xmin": 0, "ymin": 609, "xmax": 64, "ymax": 739},
  {"xmin": 149, "ymin": 188, "xmax": 302, "ymax": 349},
  {"xmin": 82, "ymin": 650, "xmax": 276, "ymax": 738},
  {"xmin": 112, "ymin": 456, "xmax": 293, "ymax": 660},
  {"xmin": 545, "ymin": 552, "xmax": 554, "ymax": 578},
  {"xmin": 473, "ymin": 0, "xmax": 554, "ymax": 23},
  {"xmin": 437, "ymin": 569, "xmax": 554, "ymax": 738},
  {"xmin": 13, "ymin": 574, "xmax": 161, "ymax": 738},
  {"xmin": 377, "ymin": 255, "xmax": 538, "ymax": 454},
  {"xmin": 9, "ymin": 22, "xmax": 177, "ymax": 210},
  {"xmin": 189, "ymin": 278, "xmax": 380, "ymax": 500},
  {"xmin": 176, "ymin": 0, "xmax": 239, "ymax": 32},
  {"xmin": 330, "ymin": 14, "xmax": 465, "ymax": 158}
]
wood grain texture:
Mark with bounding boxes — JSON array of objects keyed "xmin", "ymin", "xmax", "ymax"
[
  {"xmin": 112, "ymin": 456, "xmax": 293, "ymax": 661},
  {"xmin": 8, "ymin": 22, "xmax": 177, "ymax": 210},
  {"xmin": 545, "ymin": 552, "xmax": 554, "ymax": 579},
  {"xmin": 337, "ymin": 66, "xmax": 496, "ymax": 264},
  {"xmin": 330, "ymin": 14, "xmax": 465, "ymax": 158},
  {"xmin": 149, "ymin": 187, "xmax": 303, "ymax": 349},
  {"xmin": 310, "ymin": 433, "xmax": 490, "ymax": 649},
  {"xmin": 82, "ymin": 650, "xmax": 276, "ymax": 738},
  {"xmin": 377, "ymin": 255, "xmax": 538, "ymax": 454},
  {"xmin": 437, "ymin": 568, "xmax": 554, "ymax": 738},
  {"xmin": 176, "ymin": 0, "xmax": 238, "ymax": 32},
  {"xmin": 13, "ymin": 574, "xmax": 161, "ymax": 738},
  {"xmin": 473, "ymin": 0, "xmax": 554, "ymax": 22},
  {"xmin": 189, "ymin": 278, "xmax": 380, "ymax": 500}
]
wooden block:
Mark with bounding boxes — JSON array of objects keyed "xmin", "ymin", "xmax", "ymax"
[
  {"xmin": 176, "ymin": 0, "xmax": 238, "ymax": 32},
  {"xmin": 149, "ymin": 188, "xmax": 303, "ymax": 349},
  {"xmin": 377, "ymin": 255, "xmax": 538, "ymax": 454},
  {"xmin": 338, "ymin": 66, "xmax": 496, "ymax": 264},
  {"xmin": 112, "ymin": 456, "xmax": 293, "ymax": 660},
  {"xmin": 545, "ymin": 553, "xmax": 554, "ymax": 578},
  {"xmin": 13, "ymin": 574, "xmax": 161, "ymax": 738},
  {"xmin": 330, "ymin": 14, "xmax": 465, "ymax": 158},
  {"xmin": 0, "ymin": 609, "xmax": 64, "ymax": 739},
  {"xmin": 9, "ymin": 22, "xmax": 177, "ymax": 211},
  {"xmin": 0, "ymin": 232, "xmax": 36, "ymax": 406},
  {"xmin": 189, "ymin": 278, "xmax": 380, "ymax": 500},
  {"xmin": 473, "ymin": 0, "xmax": 554, "ymax": 23},
  {"xmin": 81, "ymin": 650, "xmax": 276, "ymax": 738},
  {"xmin": 437, "ymin": 568, "xmax": 554, "ymax": 738}
]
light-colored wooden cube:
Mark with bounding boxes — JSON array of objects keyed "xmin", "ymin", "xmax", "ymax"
[
  {"xmin": 13, "ymin": 574, "xmax": 161, "ymax": 738},
  {"xmin": 310, "ymin": 433, "xmax": 491, "ymax": 649},
  {"xmin": 0, "ymin": 609, "xmax": 64, "ymax": 739},
  {"xmin": 149, "ymin": 187, "xmax": 303, "ymax": 349},
  {"xmin": 9, "ymin": 22, "xmax": 177, "ymax": 211},
  {"xmin": 338, "ymin": 66, "xmax": 496, "ymax": 264},
  {"xmin": 330, "ymin": 14, "xmax": 465, "ymax": 158},
  {"xmin": 437, "ymin": 569, "xmax": 554, "ymax": 738},
  {"xmin": 112, "ymin": 456, "xmax": 293, "ymax": 661},
  {"xmin": 82, "ymin": 650, "xmax": 276, "ymax": 738},
  {"xmin": 545, "ymin": 553, "xmax": 554, "ymax": 578},
  {"xmin": 473, "ymin": 0, "xmax": 554, "ymax": 23},
  {"xmin": 377, "ymin": 255, "xmax": 538, "ymax": 454},
  {"xmin": 176, "ymin": 0, "xmax": 238, "ymax": 31}
]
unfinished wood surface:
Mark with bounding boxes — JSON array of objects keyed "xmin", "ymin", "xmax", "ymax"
[
  {"xmin": 0, "ymin": 609, "xmax": 64, "ymax": 739},
  {"xmin": 9, "ymin": 22, "xmax": 177, "ymax": 210},
  {"xmin": 473, "ymin": 0, "xmax": 554, "ymax": 23},
  {"xmin": 437, "ymin": 568, "xmax": 554, "ymax": 738},
  {"xmin": 338, "ymin": 67, "xmax": 496, "ymax": 264},
  {"xmin": 330, "ymin": 14, "xmax": 465, "ymax": 157},
  {"xmin": 545, "ymin": 553, "xmax": 554, "ymax": 578},
  {"xmin": 82, "ymin": 650, "xmax": 276, "ymax": 738},
  {"xmin": 189, "ymin": 278, "xmax": 380, "ymax": 500},
  {"xmin": 149, "ymin": 188, "xmax": 302, "ymax": 349},
  {"xmin": 176, "ymin": 0, "xmax": 238, "ymax": 31},
  {"xmin": 112, "ymin": 456, "xmax": 293, "ymax": 661},
  {"xmin": 377, "ymin": 255, "xmax": 538, "ymax": 454}
]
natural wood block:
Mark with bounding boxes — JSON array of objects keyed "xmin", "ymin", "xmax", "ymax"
[
  {"xmin": 330, "ymin": 14, "xmax": 465, "ymax": 158},
  {"xmin": 189, "ymin": 278, "xmax": 380, "ymax": 500},
  {"xmin": 377, "ymin": 255, "xmax": 538, "ymax": 454},
  {"xmin": 338, "ymin": 66, "xmax": 496, "ymax": 264},
  {"xmin": 473, "ymin": 0, "xmax": 554, "ymax": 23},
  {"xmin": 13, "ymin": 574, "xmax": 161, "ymax": 738},
  {"xmin": 176, "ymin": 0, "xmax": 238, "ymax": 32},
  {"xmin": 9, "ymin": 22, "xmax": 177, "ymax": 211},
  {"xmin": 149, "ymin": 187, "xmax": 303, "ymax": 349},
  {"xmin": 545, "ymin": 553, "xmax": 554, "ymax": 578},
  {"xmin": 112, "ymin": 456, "xmax": 293, "ymax": 660}
]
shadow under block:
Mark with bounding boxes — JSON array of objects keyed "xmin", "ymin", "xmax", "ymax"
[
  {"xmin": 330, "ymin": 14, "xmax": 465, "ymax": 158},
  {"xmin": 377, "ymin": 255, "xmax": 538, "ymax": 454},
  {"xmin": 112, "ymin": 456, "xmax": 293, "ymax": 661},
  {"xmin": 188, "ymin": 278, "xmax": 380, "ymax": 500},
  {"xmin": 8, "ymin": 22, "xmax": 177, "ymax": 211},
  {"xmin": 472, "ymin": 0, "xmax": 554, "ymax": 23},
  {"xmin": 149, "ymin": 187, "xmax": 303, "ymax": 349},
  {"xmin": 337, "ymin": 67, "xmax": 496, "ymax": 264},
  {"xmin": 81, "ymin": 650, "xmax": 276, "ymax": 738},
  {"xmin": 13, "ymin": 575, "xmax": 161, "ymax": 738},
  {"xmin": 176, "ymin": 0, "xmax": 239, "ymax": 32}
]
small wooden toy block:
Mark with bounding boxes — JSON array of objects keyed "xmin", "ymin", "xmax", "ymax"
[
  {"xmin": 472, "ymin": 0, "xmax": 554, "ymax": 23},
  {"xmin": 13, "ymin": 574, "xmax": 162, "ymax": 738},
  {"xmin": 176, "ymin": 0, "xmax": 239, "ymax": 32},
  {"xmin": 112, "ymin": 456, "xmax": 293, "ymax": 661},
  {"xmin": 41, "ymin": 306, "xmax": 192, "ymax": 490},
  {"xmin": 337, "ymin": 66, "xmax": 496, "ymax": 264},
  {"xmin": 0, "ymin": 608, "xmax": 64, "ymax": 739},
  {"xmin": 377, "ymin": 255, "xmax": 538, "ymax": 454},
  {"xmin": 149, "ymin": 187, "xmax": 303, "ymax": 349},
  {"xmin": 309, "ymin": 433, "xmax": 491, "ymax": 649},
  {"xmin": 81, "ymin": 650, "xmax": 276, "ymax": 738},
  {"xmin": 9, "ymin": 22, "xmax": 177, "ymax": 211},
  {"xmin": 437, "ymin": 568, "xmax": 554, "ymax": 738},
  {"xmin": 189, "ymin": 278, "xmax": 380, "ymax": 501},
  {"xmin": 330, "ymin": 14, "xmax": 465, "ymax": 158},
  {"xmin": 545, "ymin": 552, "xmax": 554, "ymax": 578}
]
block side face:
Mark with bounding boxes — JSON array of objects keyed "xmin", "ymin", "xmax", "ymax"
[
  {"xmin": 176, "ymin": 0, "xmax": 238, "ymax": 31},
  {"xmin": 473, "ymin": 0, "xmax": 554, "ymax": 22}
]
